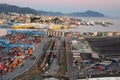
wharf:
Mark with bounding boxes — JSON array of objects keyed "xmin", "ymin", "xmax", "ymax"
[{"xmin": 2, "ymin": 38, "xmax": 48, "ymax": 80}]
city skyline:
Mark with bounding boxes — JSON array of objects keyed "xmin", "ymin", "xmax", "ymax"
[{"xmin": 1, "ymin": 0, "xmax": 120, "ymax": 17}]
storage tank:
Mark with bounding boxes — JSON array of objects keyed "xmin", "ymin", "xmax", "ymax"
[
  {"xmin": 92, "ymin": 52, "xmax": 99, "ymax": 59},
  {"xmin": 107, "ymin": 32, "xmax": 114, "ymax": 37},
  {"xmin": 97, "ymin": 65, "xmax": 106, "ymax": 71},
  {"xmin": 48, "ymin": 31, "xmax": 51, "ymax": 36},
  {"xmin": 115, "ymin": 32, "xmax": 120, "ymax": 36},
  {"xmin": 83, "ymin": 60, "xmax": 91, "ymax": 64},
  {"xmin": 56, "ymin": 31, "xmax": 59, "ymax": 36},
  {"xmin": 98, "ymin": 32, "xmax": 106, "ymax": 37},
  {"xmin": 46, "ymin": 31, "xmax": 49, "ymax": 36},
  {"xmin": 52, "ymin": 32, "xmax": 55, "ymax": 36},
  {"xmin": 56, "ymin": 25, "xmax": 61, "ymax": 30},
  {"xmin": 96, "ymin": 64, "xmax": 108, "ymax": 71},
  {"xmin": 93, "ymin": 32, "xmax": 98, "ymax": 36},
  {"xmin": 58, "ymin": 32, "xmax": 61, "ymax": 36},
  {"xmin": 72, "ymin": 40, "xmax": 78, "ymax": 45},
  {"xmin": 64, "ymin": 26, "xmax": 68, "ymax": 29},
  {"xmin": 66, "ymin": 34, "xmax": 71, "ymax": 38},
  {"xmin": 48, "ymin": 25, "xmax": 53, "ymax": 30},
  {"xmin": 50, "ymin": 31, "xmax": 53, "ymax": 36},
  {"xmin": 62, "ymin": 32, "xmax": 65, "ymax": 36}
]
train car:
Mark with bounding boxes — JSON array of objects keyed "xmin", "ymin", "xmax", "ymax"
[
  {"xmin": 40, "ymin": 56, "xmax": 47, "ymax": 69},
  {"xmin": 46, "ymin": 53, "xmax": 53, "ymax": 65}
]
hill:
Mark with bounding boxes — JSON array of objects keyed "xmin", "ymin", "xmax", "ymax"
[
  {"xmin": 0, "ymin": 4, "xmax": 38, "ymax": 14},
  {"xmin": 0, "ymin": 4, "xmax": 105, "ymax": 17},
  {"xmin": 68, "ymin": 10, "xmax": 105, "ymax": 17}
]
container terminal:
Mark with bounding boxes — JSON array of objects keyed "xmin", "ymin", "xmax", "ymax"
[{"xmin": 0, "ymin": 14, "xmax": 120, "ymax": 80}]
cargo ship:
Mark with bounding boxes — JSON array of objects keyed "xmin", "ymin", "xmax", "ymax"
[
  {"xmin": 11, "ymin": 25, "xmax": 35, "ymax": 29},
  {"xmin": 11, "ymin": 23, "xmax": 36, "ymax": 29}
]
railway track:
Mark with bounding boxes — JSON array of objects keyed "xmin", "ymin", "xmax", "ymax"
[
  {"xmin": 65, "ymin": 39, "xmax": 77, "ymax": 80},
  {"xmin": 57, "ymin": 39, "xmax": 67, "ymax": 78},
  {"xmin": 39, "ymin": 39, "xmax": 78, "ymax": 80},
  {"xmin": 13, "ymin": 39, "xmax": 56, "ymax": 80},
  {"xmin": 39, "ymin": 40, "xmax": 55, "ymax": 70},
  {"xmin": 38, "ymin": 40, "xmax": 51, "ymax": 67},
  {"xmin": 13, "ymin": 39, "xmax": 54, "ymax": 80}
]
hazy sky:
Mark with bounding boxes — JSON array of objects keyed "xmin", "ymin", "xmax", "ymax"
[{"xmin": 1, "ymin": 0, "xmax": 120, "ymax": 17}]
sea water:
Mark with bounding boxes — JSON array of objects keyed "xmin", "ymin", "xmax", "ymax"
[{"xmin": 58, "ymin": 17, "xmax": 120, "ymax": 33}]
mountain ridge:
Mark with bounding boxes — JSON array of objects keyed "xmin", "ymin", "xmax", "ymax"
[{"xmin": 0, "ymin": 4, "xmax": 105, "ymax": 17}]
